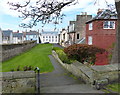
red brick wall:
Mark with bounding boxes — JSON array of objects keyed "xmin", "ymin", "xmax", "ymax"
[{"xmin": 86, "ymin": 20, "xmax": 117, "ymax": 49}]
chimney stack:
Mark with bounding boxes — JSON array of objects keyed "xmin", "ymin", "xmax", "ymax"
[{"xmin": 97, "ymin": 8, "xmax": 103, "ymax": 14}]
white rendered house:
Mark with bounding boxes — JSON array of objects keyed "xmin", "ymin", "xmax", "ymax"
[{"xmin": 40, "ymin": 31, "xmax": 59, "ymax": 43}]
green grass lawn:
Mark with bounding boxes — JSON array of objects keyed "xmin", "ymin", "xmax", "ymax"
[
  {"xmin": 2, "ymin": 44, "xmax": 54, "ymax": 73},
  {"xmin": 106, "ymin": 83, "xmax": 120, "ymax": 93}
]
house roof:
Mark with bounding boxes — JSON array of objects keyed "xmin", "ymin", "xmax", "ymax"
[
  {"xmin": 26, "ymin": 31, "xmax": 39, "ymax": 35},
  {"xmin": 41, "ymin": 31, "xmax": 58, "ymax": 35},
  {"xmin": 2, "ymin": 30, "xmax": 13, "ymax": 37},
  {"xmin": 13, "ymin": 33, "xmax": 23, "ymax": 37},
  {"xmin": 86, "ymin": 9, "xmax": 117, "ymax": 24}
]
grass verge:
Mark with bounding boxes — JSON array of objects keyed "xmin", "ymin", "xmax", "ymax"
[
  {"xmin": 2, "ymin": 44, "xmax": 54, "ymax": 73},
  {"xmin": 105, "ymin": 83, "xmax": 120, "ymax": 93}
]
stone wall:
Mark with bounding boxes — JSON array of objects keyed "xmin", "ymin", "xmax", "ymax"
[
  {"xmin": 1, "ymin": 71, "xmax": 36, "ymax": 93},
  {"xmin": 52, "ymin": 51, "xmax": 119, "ymax": 84},
  {"xmin": 1, "ymin": 41, "xmax": 37, "ymax": 62}
]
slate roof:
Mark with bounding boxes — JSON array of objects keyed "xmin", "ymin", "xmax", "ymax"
[
  {"xmin": 2, "ymin": 30, "xmax": 13, "ymax": 37},
  {"xmin": 41, "ymin": 31, "xmax": 58, "ymax": 34},
  {"xmin": 26, "ymin": 31, "xmax": 39, "ymax": 35},
  {"xmin": 13, "ymin": 33, "xmax": 23, "ymax": 37},
  {"xmin": 86, "ymin": 9, "xmax": 117, "ymax": 24}
]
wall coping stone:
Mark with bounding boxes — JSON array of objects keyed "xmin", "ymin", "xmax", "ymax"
[
  {"xmin": 52, "ymin": 50, "xmax": 119, "ymax": 84},
  {"xmin": 1, "ymin": 71, "xmax": 35, "ymax": 79}
]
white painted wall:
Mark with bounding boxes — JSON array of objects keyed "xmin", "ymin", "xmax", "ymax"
[
  {"xmin": 26, "ymin": 35, "xmax": 39, "ymax": 43},
  {"xmin": 40, "ymin": 32, "xmax": 59, "ymax": 43}
]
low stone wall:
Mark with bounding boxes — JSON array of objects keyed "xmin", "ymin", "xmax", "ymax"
[
  {"xmin": 1, "ymin": 41, "xmax": 37, "ymax": 62},
  {"xmin": 1, "ymin": 71, "xmax": 36, "ymax": 93},
  {"xmin": 52, "ymin": 51, "xmax": 119, "ymax": 84}
]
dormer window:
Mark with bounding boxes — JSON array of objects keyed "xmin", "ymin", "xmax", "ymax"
[
  {"xmin": 89, "ymin": 23, "xmax": 93, "ymax": 30},
  {"xmin": 103, "ymin": 21, "xmax": 115, "ymax": 29}
]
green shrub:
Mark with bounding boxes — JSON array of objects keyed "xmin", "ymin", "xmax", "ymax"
[
  {"xmin": 23, "ymin": 65, "xmax": 33, "ymax": 71},
  {"xmin": 16, "ymin": 65, "xmax": 20, "ymax": 71},
  {"xmin": 64, "ymin": 44, "xmax": 107, "ymax": 64},
  {"xmin": 56, "ymin": 50, "xmax": 72, "ymax": 64}
]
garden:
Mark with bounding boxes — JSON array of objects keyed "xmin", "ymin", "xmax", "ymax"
[
  {"xmin": 53, "ymin": 44, "xmax": 108, "ymax": 66},
  {"xmin": 2, "ymin": 44, "xmax": 54, "ymax": 73},
  {"xmin": 53, "ymin": 44, "xmax": 119, "ymax": 93}
]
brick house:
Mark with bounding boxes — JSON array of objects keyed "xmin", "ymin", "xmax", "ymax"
[
  {"xmin": 86, "ymin": 9, "xmax": 117, "ymax": 49},
  {"xmin": 68, "ymin": 12, "xmax": 92, "ymax": 45},
  {"xmin": 86, "ymin": 9, "xmax": 117, "ymax": 65}
]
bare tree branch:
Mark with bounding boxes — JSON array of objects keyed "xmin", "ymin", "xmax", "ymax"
[{"xmin": 8, "ymin": 0, "xmax": 77, "ymax": 28}]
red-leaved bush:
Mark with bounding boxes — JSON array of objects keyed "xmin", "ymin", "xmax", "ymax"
[{"xmin": 64, "ymin": 44, "xmax": 107, "ymax": 64}]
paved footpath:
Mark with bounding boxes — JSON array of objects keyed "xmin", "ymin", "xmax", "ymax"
[{"xmin": 40, "ymin": 55, "xmax": 104, "ymax": 93}]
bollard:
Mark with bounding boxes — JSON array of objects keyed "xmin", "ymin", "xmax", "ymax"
[
  {"xmin": 93, "ymin": 78, "xmax": 109, "ymax": 90},
  {"xmin": 34, "ymin": 67, "xmax": 40, "ymax": 94}
]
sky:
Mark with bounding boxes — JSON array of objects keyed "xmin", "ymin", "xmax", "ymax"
[{"xmin": 0, "ymin": 0, "xmax": 115, "ymax": 32}]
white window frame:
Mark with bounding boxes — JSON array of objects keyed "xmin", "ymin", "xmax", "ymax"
[
  {"xmin": 89, "ymin": 23, "xmax": 93, "ymax": 30},
  {"xmin": 103, "ymin": 21, "xmax": 115, "ymax": 29},
  {"xmin": 88, "ymin": 36, "xmax": 92, "ymax": 45},
  {"xmin": 69, "ymin": 24, "xmax": 75, "ymax": 32}
]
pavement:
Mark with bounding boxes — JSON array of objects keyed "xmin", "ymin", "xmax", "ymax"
[
  {"xmin": 53, "ymin": 44, "xmax": 64, "ymax": 49},
  {"xmin": 40, "ymin": 55, "xmax": 105, "ymax": 93}
]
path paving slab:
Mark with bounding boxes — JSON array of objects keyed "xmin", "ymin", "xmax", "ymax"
[{"xmin": 40, "ymin": 55, "xmax": 104, "ymax": 93}]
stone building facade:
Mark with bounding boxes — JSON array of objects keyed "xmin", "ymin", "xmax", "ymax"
[{"xmin": 68, "ymin": 12, "xmax": 92, "ymax": 44}]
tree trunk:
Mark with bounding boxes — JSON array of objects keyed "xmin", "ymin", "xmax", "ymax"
[{"xmin": 112, "ymin": 0, "xmax": 120, "ymax": 64}]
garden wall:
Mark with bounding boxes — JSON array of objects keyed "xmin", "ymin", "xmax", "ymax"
[
  {"xmin": 1, "ymin": 71, "xmax": 36, "ymax": 93},
  {"xmin": 52, "ymin": 51, "xmax": 119, "ymax": 84},
  {"xmin": 1, "ymin": 41, "xmax": 37, "ymax": 62}
]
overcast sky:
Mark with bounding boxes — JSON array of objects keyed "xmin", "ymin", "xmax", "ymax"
[{"xmin": 0, "ymin": 0, "xmax": 115, "ymax": 32}]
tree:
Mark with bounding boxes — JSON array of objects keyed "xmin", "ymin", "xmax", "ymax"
[
  {"xmin": 114, "ymin": 0, "xmax": 120, "ymax": 64},
  {"xmin": 8, "ymin": 0, "xmax": 78, "ymax": 28}
]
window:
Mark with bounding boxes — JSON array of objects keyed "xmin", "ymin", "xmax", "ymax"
[
  {"xmin": 77, "ymin": 34, "xmax": 79, "ymax": 39},
  {"xmin": 88, "ymin": 36, "xmax": 92, "ymax": 45},
  {"xmin": 89, "ymin": 23, "xmax": 93, "ymax": 30},
  {"xmin": 43, "ymin": 36, "xmax": 45, "ymax": 38},
  {"xmin": 103, "ymin": 21, "xmax": 115, "ymax": 29},
  {"xmin": 69, "ymin": 24, "xmax": 75, "ymax": 32},
  {"xmin": 18, "ymin": 37, "xmax": 21, "ymax": 40},
  {"xmin": 63, "ymin": 34, "xmax": 65, "ymax": 39},
  {"xmin": 3, "ymin": 37, "xmax": 8, "ymax": 40}
]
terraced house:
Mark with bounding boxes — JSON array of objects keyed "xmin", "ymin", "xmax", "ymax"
[
  {"xmin": 13, "ymin": 32, "xmax": 24, "ymax": 44},
  {"xmin": 86, "ymin": 9, "xmax": 117, "ymax": 49},
  {"xmin": 40, "ymin": 31, "xmax": 59, "ymax": 43},
  {"xmin": 2, "ymin": 30, "xmax": 13, "ymax": 44},
  {"xmin": 25, "ymin": 30, "xmax": 40, "ymax": 43},
  {"xmin": 68, "ymin": 12, "xmax": 92, "ymax": 45}
]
